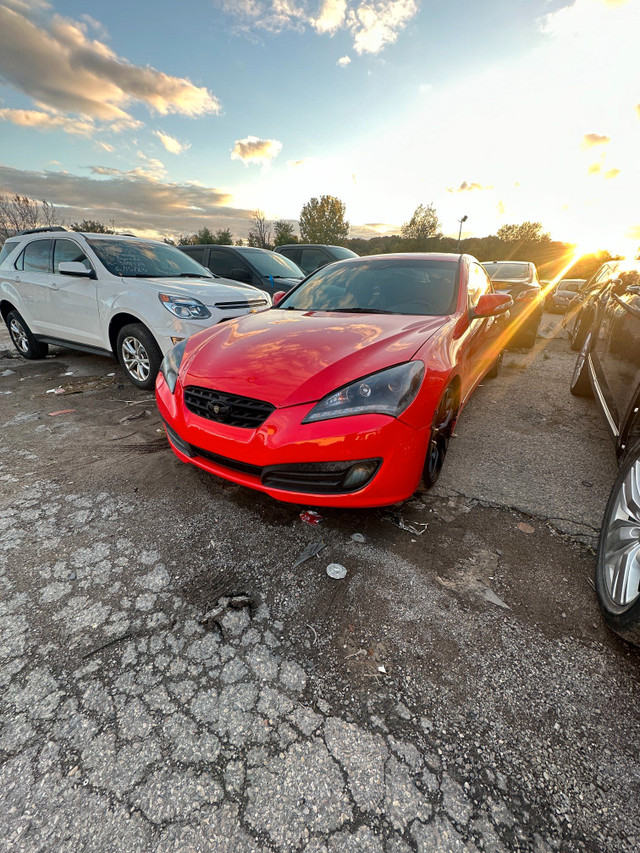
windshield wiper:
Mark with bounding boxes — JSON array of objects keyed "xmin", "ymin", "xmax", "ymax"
[{"xmin": 176, "ymin": 272, "xmax": 213, "ymax": 278}]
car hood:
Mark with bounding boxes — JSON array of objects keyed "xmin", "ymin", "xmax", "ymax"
[
  {"xmin": 181, "ymin": 309, "xmax": 447, "ymax": 408},
  {"xmin": 123, "ymin": 276, "xmax": 268, "ymax": 307}
]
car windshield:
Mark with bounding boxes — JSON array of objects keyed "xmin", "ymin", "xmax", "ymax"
[
  {"xmin": 483, "ymin": 262, "xmax": 530, "ymax": 281},
  {"xmin": 330, "ymin": 247, "xmax": 359, "ymax": 260},
  {"xmin": 279, "ymin": 258, "xmax": 458, "ymax": 316},
  {"xmin": 235, "ymin": 248, "xmax": 303, "ymax": 278},
  {"xmin": 87, "ymin": 239, "xmax": 214, "ymax": 278}
]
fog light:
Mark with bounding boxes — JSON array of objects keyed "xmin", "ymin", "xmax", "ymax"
[
  {"xmin": 342, "ymin": 461, "xmax": 379, "ymax": 490},
  {"xmin": 171, "ymin": 336, "xmax": 185, "ymax": 345}
]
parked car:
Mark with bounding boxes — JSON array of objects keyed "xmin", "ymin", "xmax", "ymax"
[
  {"xmin": 156, "ymin": 253, "xmax": 511, "ymax": 507},
  {"xmin": 0, "ymin": 227, "xmax": 270, "ymax": 389},
  {"xmin": 563, "ymin": 260, "xmax": 625, "ymax": 351},
  {"xmin": 544, "ymin": 278, "xmax": 586, "ymax": 313},
  {"xmin": 178, "ymin": 244, "xmax": 304, "ymax": 297},
  {"xmin": 482, "ymin": 260, "xmax": 543, "ymax": 347},
  {"xmin": 274, "ymin": 244, "xmax": 358, "ymax": 275},
  {"xmin": 569, "ymin": 262, "xmax": 640, "ymax": 643}
]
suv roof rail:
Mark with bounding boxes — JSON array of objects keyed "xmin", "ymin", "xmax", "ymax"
[{"xmin": 18, "ymin": 225, "xmax": 69, "ymax": 236}]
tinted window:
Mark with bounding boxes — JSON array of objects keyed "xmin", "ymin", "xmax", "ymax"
[
  {"xmin": 182, "ymin": 246, "xmax": 207, "ymax": 265},
  {"xmin": 280, "ymin": 258, "xmax": 458, "ymax": 316},
  {"xmin": 207, "ymin": 250, "xmax": 248, "ymax": 278},
  {"xmin": 87, "ymin": 239, "xmax": 213, "ymax": 278},
  {"xmin": 300, "ymin": 248, "xmax": 330, "ymax": 273},
  {"xmin": 483, "ymin": 262, "xmax": 530, "ymax": 281},
  {"xmin": 278, "ymin": 247, "xmax": 302, "ymax": 266},
  {"xmin": 54, "ymin": 239, "xmax": 92, "ymax": 273},
  {"xmin": 328, "ymin": 247, "xmax": 359, "ymax": 260},
  {"xmin": 22, "ymin": 239, "xmax": 52, "ymax": 273},
  {"xmin": 234, "ymin": 248, "xmax": 303, "ymax": 278},
  {"xmin": 0, "ymin": 241, "xmax": 18, "ymax": 266}
]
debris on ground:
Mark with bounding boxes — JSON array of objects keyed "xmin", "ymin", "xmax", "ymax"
[
  {"xmin": 48, "ymin": 409, "xmax": 76, "ymax": 417},
  {"xmin": 351, "ymin": 533, "xmax": 365, "ymax": 543},
  {"xmin": 326, "ymin": 563, "xmax": 347, "ymax": 579},
  {"xmin": 383, "ymin": 512, "xmax": 428, "ymax": 535},
  {"xmin": 517, "ymin": 522, "xmax": 535, "ymax": 534},
  {"xmin": 293, "ymin": 541, "xmax": 326, "ymax": 568},
  {"xmin": 119, "ymin": 409, "xmax": 149, "ymax": 425},
  {"xmin": 300, "ymin": 510, "xmax": 323, "ymax": 525},
  {"xmin": 1, "ymin": 369, "xmax": 15, "ymax": 377},
  {"xmin": 482, "ymin": 588, "xmax": 511, "ymax": 610},
  {"xmin": 46, "ymin": 387, "xmax": 66, "ymax": 395}
]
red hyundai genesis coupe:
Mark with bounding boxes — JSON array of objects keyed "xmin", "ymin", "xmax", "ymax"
[{"xmin": 155, "ymin": 254, "xmax": 512, "ymax": 507}]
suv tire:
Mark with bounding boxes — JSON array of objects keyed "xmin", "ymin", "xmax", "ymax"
[
  {"xmin": 570, "ymin": 332, "xmax": 593, "ymax": 398},
  {"xmin": 6, "ymin": 309, "xmax": 49, "ymax": 359},
  {"xmin": 116, "ymin": 323, "xmax": 162, "ymax": 390}
]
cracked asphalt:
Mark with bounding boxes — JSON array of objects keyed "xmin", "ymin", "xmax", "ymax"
[{"xmin": 1, "ymin": 313, "xmax": 638, "ymax": 852}]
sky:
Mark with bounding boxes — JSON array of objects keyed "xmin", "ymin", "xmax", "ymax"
[{"xmin": 0, "ymin": 0, "xmax": 638, "ymax": 253}]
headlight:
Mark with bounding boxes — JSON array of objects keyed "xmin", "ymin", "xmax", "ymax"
[
  {"xmin": 159, "ymin": 293, "xmax": 211, "ymax": 319},
  {"xmin": 158, "ymin": 339, "xmax": 188, "ymax": 394},
  {"xmin": 303, "ymin": 361, "xmax": 425, "ymax": 423}
]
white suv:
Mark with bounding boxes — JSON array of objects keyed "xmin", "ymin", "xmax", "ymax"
[{"xmin": 0, "ymin": 228, "xmax": 270, "ymax": 388}]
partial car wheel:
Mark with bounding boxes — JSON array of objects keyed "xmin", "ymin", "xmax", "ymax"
[
  {"xmin": 116, "ymin": 323, "xmax": 163, "ymax": 390},
  {"xmin": 595, "ymin": 444, "xmax": 640, "ymax": 645},
  {"xmin": 423, "ymin": 385, "xmax": 458, "ymax": 488},
  {"xmin": 487, "ymin": 349, "xmax": 503, "ymax": 379},
  {"xmin": 6, "ymin": 309, "xmax": 48, "ymax": 359},
  {"xmin": 570, "ymin": 331, "xmax": 593, "ymax": 398},
  {"xmin": 569, "ymin": 310, "xmax": 592, "ymax": 352}
]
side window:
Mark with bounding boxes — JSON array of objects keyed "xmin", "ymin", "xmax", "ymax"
[
  {"xmin": 207, "ymin": 251, "xmax": 248, "ymax": 278},
  {"xmin": 281, "ymin": 247, "xmax": 301, "ymax": 267},
  {"xmin": 467, "ymin": 263, "xmax": 491, "ymax": 309},
  {"xmin": 0, "ymin": 242, "xmax": 17, "ymax": 266},
  {"xmin": 183, "ymin": 246, "xmax": 207, "ymax": 265},
  {"xmin": 21, "ymin": 239, "xmax": 52, "ymax": 273},
  {"xmin": 300, "ymin": 248, "xmax": 329, "ymax": 273},
  {"xmin": 53, "ymin": 239, "xmax": 92, "ymax": 273}
]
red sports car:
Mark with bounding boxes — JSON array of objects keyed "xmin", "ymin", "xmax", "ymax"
[{"xmin": 155, "ymin": 254, "xmax": 511, "ymax": 507}]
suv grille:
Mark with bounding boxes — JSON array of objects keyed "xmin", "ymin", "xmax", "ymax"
[
  {"xmin": 214, "ymin": 298, "xmax": 268, "ymax": 310},
  {"xmin": 184, "ymin": 386, "xmax": 275, "ymax": 429}
]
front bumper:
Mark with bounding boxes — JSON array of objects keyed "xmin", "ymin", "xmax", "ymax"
[{"xmin": 156, "ymin": 373, "xmax": 430, "ymax": 507}]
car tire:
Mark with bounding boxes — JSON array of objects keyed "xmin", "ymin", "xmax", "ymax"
[
  {"xmin": 422, "ymin": 385, "xmax": 457, "ymax": 489},
  {"xmin": 517, "ymin": 326, "xmax": 538, "ymax": 349},
  {"xmin": 569, "ymin": 332, "xmax": 593, "ymax": 398},
  {"xmin": 570, "ymin": 311, "xmax": 591, "ymax": 351},
  {"xmin": 116, "ymin": 323, "xmax": 163, "ymax": 390},
  {"xmin": 487, "ymin": 349, "xmax": 503, "ymax": 379},
  {"xmin": 595, "ymin": 445, "xmax": 640, "ymax": 646},
  {"xmin": 6, "ymin": 309, "xmax": 48, "ymax": 360}
]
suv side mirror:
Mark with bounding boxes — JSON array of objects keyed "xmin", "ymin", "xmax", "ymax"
[
  {"xmin": 230, "ymin": 268, "xmax": 252, "ymax": 284},
  {"xmin": 472, "ymin": 293, "xmax": 513, "ymax": 318},
  {"xmin": 58, "ymin": 261, "xmax": 94, "ymax": 278}
]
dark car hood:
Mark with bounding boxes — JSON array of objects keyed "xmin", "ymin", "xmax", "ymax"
[
  {"xmin": 182, "ymin": 309, "xmax": 447, "ymax": 408},
  {"xmin": 263, "ymin": 276, "xmax": 302, "ymax": 292}
]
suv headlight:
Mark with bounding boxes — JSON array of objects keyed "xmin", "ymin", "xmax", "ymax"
[
  {"xmin": 158, "ymin": 339, "xmax": 187, "ymax": 394},
  {"xmin": 303, "ymin": 362, "xmax": 425, "ymax": 423},
  {"xmin": 159, "ymin": 293, "xmax": 211, "ymax": 319}
]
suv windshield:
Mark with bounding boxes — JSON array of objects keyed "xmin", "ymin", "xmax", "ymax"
[
  {"xmin": 330, "ymin": 247, "xmax": 359, "ymax": 260},
  {"xmin": 235, "ymin": 248, "xmax": 303, "ymax": 278},
  {"xmin": 280, "ymin": 258, "xmax": 458, "ymax": 316},
  {"xmin": 88, "ymin": 239, "xmax": 213, "ymax": 278},
  {"xmin": 483, "ymin": 262, "xmax": 530, "ymax": 281}
]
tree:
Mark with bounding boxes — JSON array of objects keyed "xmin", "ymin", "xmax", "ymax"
[
  {"xmin": 70, "ymin": 219, "xmax": 115, "ymax": 233},
  {"xmin": 496, "ymin": 222, "xmax": 550, "ymax": 242},
  {"xmin": 247, "ymin": 210, "xmax": 272, "ymax": 249},
  {"xmin": 299, "ymin": 195, "xmax": 349, "ymax": 244},
  {"xmin": 401, "ymin": 203, "xmax": 441, "ymax": 241},
  {"xmin": 214, "ymin": 227, "xmax": 233, "ymax": 245},
  {"xmin": 273, "ymin": 220, "xmax": 297, "ymax": 246},
  {"xmin": 0, "ymin": 193, "xmax": 61, "ymax": 245},
  {"xmin": 192, "ymin": 226, "xmax": 216, "ymax": 245}
]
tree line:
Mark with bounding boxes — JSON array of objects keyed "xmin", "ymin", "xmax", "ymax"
[{"xmin": 0, "ymin": 191, "xmax": 619, "ymax": 280}]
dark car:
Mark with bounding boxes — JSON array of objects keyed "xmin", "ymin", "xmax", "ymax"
[
  {"xmin": 274, "ymin": 244, "xmax": 358, "ymax": 275},
  {"xmin": 482, "ymin": 260, "xmax": 543, "ymax": 348},
  {"xmin": 179, "ymin": 245, "xmax": 304, "ymax": 297},
  {"xmin": 544, "ymin": 278, "xmax": 586, "ymax": 313},
  {"xmin": 569, "ymin": 261, "xmax": 640, "ymax": 643},
  {"xmin": 563, "ymin": 260, "xmax": 624, "ymax": 351}
]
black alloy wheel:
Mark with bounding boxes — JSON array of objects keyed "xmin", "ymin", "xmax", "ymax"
[{"xmin": 423, "ymin": 385, "xmax": 457, "ymax": 489}]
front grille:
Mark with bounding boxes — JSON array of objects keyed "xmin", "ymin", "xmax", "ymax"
[
  {"xmin": 214, "ymin": 298, "xmax": 268, "ymax": 309},
  {"xmin": 191, "ymin": 444, "xmax": 263, "ymax": 478},
  {"xmin": 262, "ymin": 459, "xmax": 381, "ymax": 494},
  {"xmin": 184, "ymin": 386, "xmax": 275, "ymax": 429}
]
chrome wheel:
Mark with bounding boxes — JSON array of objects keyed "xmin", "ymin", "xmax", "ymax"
[
  {"xmin": 601, "ymin": 458, "xmax": 640, "ymax": 611},
  {"xmin": 9, "ymin": 316, "xmax": 29, "ymax": 354},
  {"xmin": 121, "ymin": 336, "xmax": 151, "ymax": 382}
]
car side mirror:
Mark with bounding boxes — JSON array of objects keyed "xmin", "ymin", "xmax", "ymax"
[
  {"xmin": 58, "ymin": 261, "xmax": 94, "ymax": 278},
  {"xmin": 610, "ymin": 278, "xmax": 625, "ymax": 296},
  {"xmin": 272, "ymin": 291, "xmax": 286, "ymax": 306},
  {"xmin": 230, "ymin": 267, "xmax": 252, "ymax": 284},
  {"xmin": 472, "ymin": 293, "xmax": 513, "ymax": 318}
]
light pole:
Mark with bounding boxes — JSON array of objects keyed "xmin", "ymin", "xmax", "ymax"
[{"xmin": 457, "ymin": 215, "xmax": 468, "ymax": 252}]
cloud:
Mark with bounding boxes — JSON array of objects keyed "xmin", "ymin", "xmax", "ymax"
[
  {"xmin": 0, "ymin": 107, "xmax": 96, "ymax": 136},
  {"xmin": 604, "ymin": 168, "xmax": 620, "ymax": 179},
  {"xmin": 153, "ymin": 130, "xmax": 191, "ymax": 155},
  {"xmin": 231, "ymin": 135, "xmax": 283, "ymax": 165},
  {"xmin": 94, "ymin": 141, "xmax": 114, "ymax": 152},
  {"xmin": 213, "ymin": 0, "xmax": 418, "ymax": 54},
  {"xmin": 581, "ymin": 132, "xmax": 610, "ymax": 148},
  {"xmin": 286, "ymin": 158, "xmax": 308, "ymax": 168},
  {"xmin": 0, "ymin": 4, "xmax": 220, "ymax": 127},
  {"xmin": 337, "ymin": 55, "xmax": 351, "ymax": 67},
  {"xmin": 588, "ymin": 163, "xmax": 601, "ymax": 174},
  {"xmin": 0, "ymin": 162, "xmax": 258, "ymax": 238},
  {"xmin": 447, "ymin": 181, "xmax": 493, "ymax": 193}
]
